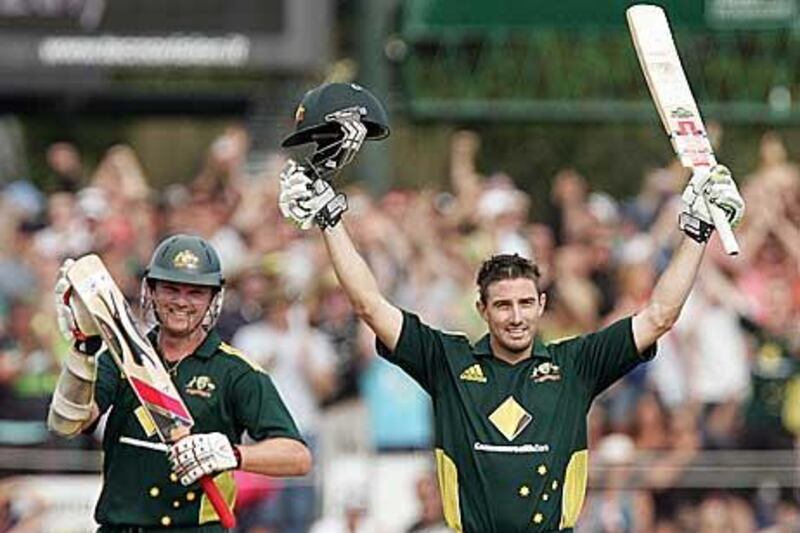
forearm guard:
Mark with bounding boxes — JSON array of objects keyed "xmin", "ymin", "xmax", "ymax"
[{"xmin": 47, "ymin": 346, "xmax": 98, "ymax": 438}]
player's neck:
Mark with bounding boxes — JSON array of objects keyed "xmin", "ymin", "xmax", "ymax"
[
  {"xmin": 489, "ymin": 339, "xmax": 533, "ymax": 366},
  {"xmin": 158, "ymin": 327, "xmax": 207, "ymax": 362}
]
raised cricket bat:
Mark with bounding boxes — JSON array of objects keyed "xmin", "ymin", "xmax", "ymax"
[
  {"xmin": 66, "ymin": 254, "xmax": 236, "ymax": 528},
  {"xmin": 627, "ymin": 4, "xmax": 740, "ymax": 255}
]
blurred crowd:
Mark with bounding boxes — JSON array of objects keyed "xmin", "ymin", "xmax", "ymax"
[{"xmin": 0, "ymin": 125, "xmax": 798, "ymax": 532}]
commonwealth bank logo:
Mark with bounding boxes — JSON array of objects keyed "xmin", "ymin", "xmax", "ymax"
[
  {"xmin": 459, "ymin": 364, "xmax": 487, "ymax": 383},
  {"xmin": 489, "ymin": 396, "xmax": 532, "ymax": 441}
]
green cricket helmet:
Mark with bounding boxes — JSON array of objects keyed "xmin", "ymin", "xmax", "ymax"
[
  {"xmin": 281, "ymin": 82, "xmax": 390, "ymax": 148},
  {"xmin": 145, "ymin": 234, "xmax": 224, "ymax": 288},
  {"xmin": 141, "ymin": 234, "xmax": 225, "ymax": 331}
]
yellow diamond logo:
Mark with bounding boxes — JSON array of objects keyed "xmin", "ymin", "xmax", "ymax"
[{"xmin": 489, "ymin": 396, "xmax": 532, "ymax": 441}]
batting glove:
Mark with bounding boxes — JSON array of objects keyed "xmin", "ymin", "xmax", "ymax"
[
  {"xmin": 54, "ymin": 259, "xmax": 102, "ymax": 354},
  {"xmin": 278, "ymin": 160, "xmax": 348, "ymax": 230},
  {"xmin": 169, "ymin": 432, "xmax": 241, "ymax": 487},
  {"xmin": 680, "ymin": 164, "xmax": 745, "ymax": 243}
]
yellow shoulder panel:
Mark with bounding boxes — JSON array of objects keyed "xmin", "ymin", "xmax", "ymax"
[
  {"xmin": 546, "ymin": 334, "xmax": 579, "ymax": 346},
  {"xmin": 218, "ymin": 342, "xmax": 264, "ymax": 373}
]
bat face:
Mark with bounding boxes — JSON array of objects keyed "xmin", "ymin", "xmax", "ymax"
[{"xmin": 66, "ymin": 255, "xmax": 194, "ymax": 442}]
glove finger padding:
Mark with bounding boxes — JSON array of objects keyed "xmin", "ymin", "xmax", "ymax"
[
  {"xmin": 681, "ymin": 179, "xmax": 712, "ymax": 225},
  {"xmin": 279, "ymin": 160, "xmax": 317, "ymax": 228},
  {"xmin": 54, "ymin": 260, "xmax": 99, "ymax": 342},
  {"xmin": 679, "ymin": 164, "xmax": 745, "ymax": 244},
  {"xmin": 278, "ymin": 159, "xmax": 347, "ymax": 230},
  {"xmin": 704, "ymin": 165, "xmax": 745, "ymax": 228},
  {"xmin": 168, "ymin": 432, "xmax": 239, "ymax": 486}
]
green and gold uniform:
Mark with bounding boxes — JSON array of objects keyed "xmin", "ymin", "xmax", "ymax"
[
  {"xmin": 378, "ymin": 311, "xmax": 656, "ymax": 532},
  {"xmin": 92, "ymin": 329, "xmax": 303, "ymax": 531}
]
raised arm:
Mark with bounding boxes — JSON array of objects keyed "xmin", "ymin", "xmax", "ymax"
[
  {"xmin": 321, "ymin": 224, "xmax": 403, "ymax": 350},
  {"xmin": 278, "ymin": 159, "xmax": 403, "ymax": 350},
  {"xmin": 632, "ymin": 237, "xmax": 705, "ymax": 352},
  {"xmin": 632, "ymin": 164, "xmax": 745, "ymax": 352}
]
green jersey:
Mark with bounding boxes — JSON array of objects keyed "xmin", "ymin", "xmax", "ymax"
[
  {"xmin": 92, "ymin": 329, "xmax": 303, "ymax": 530},
  {"xmin": 378, "ymin": 311, "xmax": 655, "ymax": 533}
]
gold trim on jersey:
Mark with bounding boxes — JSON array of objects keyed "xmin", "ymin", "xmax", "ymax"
[
  {"xmin": 784, "ymin": 376, "xmax": 800, "ymax": 434},
  {"xmin": 559, "ymin": 449, "xmax": 588, "ymax": 529},
  {"xmin": 218, "ymin": 342, "xmax": 265, "ymax": 373},
  {"xmin": 134, "ymin": 406, "xmax": 157, "ymax": 437},
  {"xmin": 435, "ymin": 448, "xmax": 463, "ymax": 532}
]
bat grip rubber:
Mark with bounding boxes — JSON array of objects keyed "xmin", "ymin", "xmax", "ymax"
[
  {"xmin": 708, "ymin": 203, "xmax": 740, "ymax": 256},
  {"xmin": 199, "ymin": 476, "xmax": 236, "ymax": 528}
]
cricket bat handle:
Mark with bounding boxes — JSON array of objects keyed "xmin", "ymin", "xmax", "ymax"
[
  {"xmin": 708, "ymin": 203, "xmax": 740, "ymax": 256},
  {"xmin": 200, "ymin": 476, "xmax": 237, "ymax": 528}
]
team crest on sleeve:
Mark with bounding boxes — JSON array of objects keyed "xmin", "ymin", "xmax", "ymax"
[{"xmin": 530, "ymin": 362, "xmax": 561, "ymax": 383}]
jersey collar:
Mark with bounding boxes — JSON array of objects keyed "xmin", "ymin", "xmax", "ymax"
[
  {"xmin": 194, "ymin": 329, "xmax": 222, "ymax": 359},
  {"xmin": 473, "ymin": 334, "xmax": 551, "ymax": 360}
]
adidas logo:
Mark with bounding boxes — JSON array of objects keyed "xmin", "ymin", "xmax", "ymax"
[{"xmin": 460, "ymin": 364, "xmax": 487, "ymax": 383}]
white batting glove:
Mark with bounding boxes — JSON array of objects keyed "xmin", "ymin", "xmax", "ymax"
[
  {"xmin": 680, "ymin": 164, "xmax": 745, "ymax": 243},
  {"xmin": 324, "ymin": 107, "xmax": 368, "ymax": 169},
  {"xmin": 55, "ymin": 259, "xmax": 100, "ymax": 352},
  {"xmin": 278, "ymin": 160, "xmax": 346, "ymax": 230},
  {"xmin": 682, "ymin": 164, "xmax": 745, "ymax": 227},
  {"xmin": 168, "ymin": 432, "xmax": 240, "ymax": 486}
]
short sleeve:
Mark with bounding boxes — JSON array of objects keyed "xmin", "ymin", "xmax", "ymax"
[
  {"xmin": 375, "ymin": 310, "xmax": 445, "ymax": 395},
  {"xmin": 573, "ymin": 317, "xmax": 657, "ymax": 398},
  {"xmin": 231, "ymin": 368, "xmax": 304, "ymax": 443}
]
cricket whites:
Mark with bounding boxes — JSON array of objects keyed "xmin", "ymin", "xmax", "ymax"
[
  {"xmin": 66, "ymin": 254, "xmax": 236, "ymax": 528},
  {"xmin": 627, "ymin": 4, "xmax": 740, "ymax": 255}
]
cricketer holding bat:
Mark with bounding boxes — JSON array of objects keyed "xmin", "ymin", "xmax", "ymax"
[
  {"xmin": 277, "ymin": 83, "xmax": 745, "ymax": 532},
  {"xmin": 47, "ymin": 235, "xmax": 311, "ymax": 531}
]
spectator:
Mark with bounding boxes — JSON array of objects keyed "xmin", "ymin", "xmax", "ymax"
[
  {"xmin": 406, "ymin": 471, "xmax": 448, "ymax": 533},
  {"xmin": 232, "ymin": 285, "xmax": 338, "ymax": 533},
  {"xmin": 45, "ymin": 141, "xmax": 84, "ymax": 193}
]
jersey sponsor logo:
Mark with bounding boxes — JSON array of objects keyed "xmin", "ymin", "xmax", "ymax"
[
  {"xmin": 473, "ymin": 442, "xmax": 550, "ymax": 454},
  {"xmin": 172, "ymin": 250, "xmax": 200, "ymax": 270},
  {"xmin": 459, "ymin": 364, "xmax": 487, "ymax": 383},
  {"xmin": 530, "ymin": 361, "xmax": 561, "ymax": 383},
  {"xmin": 185, "ymin": 375, "xmax": 216, "ymax": 398},
  {"xmin": 489, "ymin": 396, "xmax": 532, "ymax": 441}
]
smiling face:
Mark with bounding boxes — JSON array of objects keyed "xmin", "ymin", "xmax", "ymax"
[
  {"xmin": 152, "ymin": 281, "xmax": 214, "ymax": 338},
  {"xmin": 477, "ymin": 277, "xmax": 546, "ymax": 362}
]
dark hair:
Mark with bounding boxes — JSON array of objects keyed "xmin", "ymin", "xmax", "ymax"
[{"xmin": 477, "ymin": 254, "xmax": 541, "ymax": 303}]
